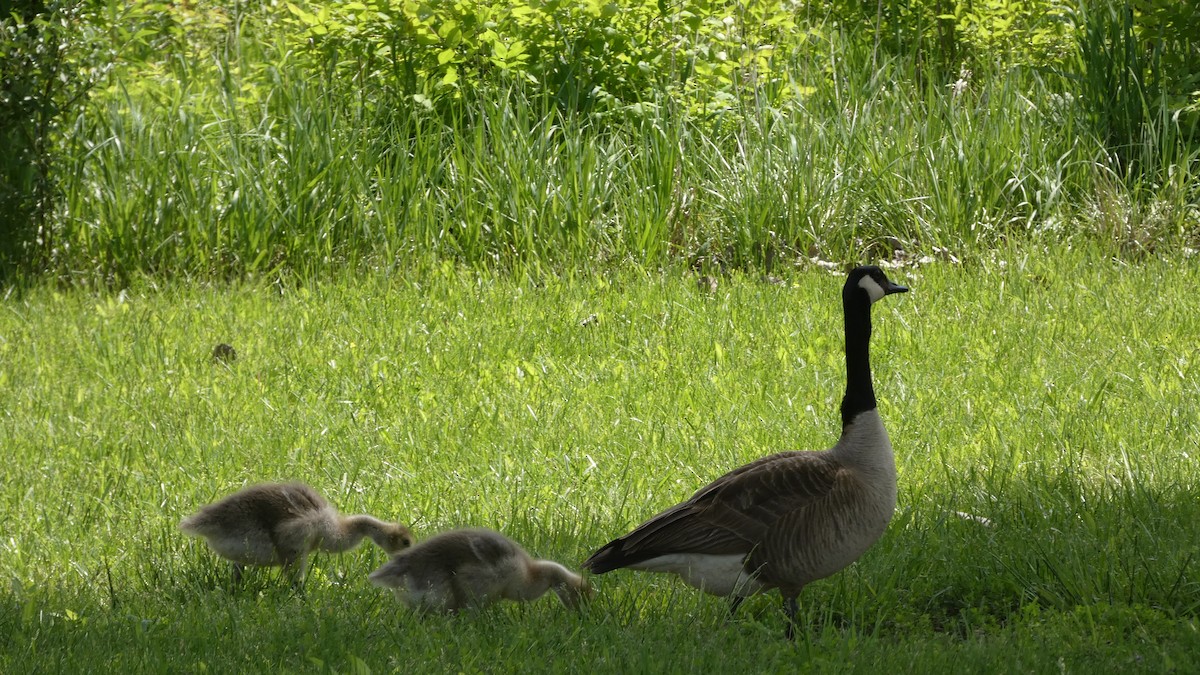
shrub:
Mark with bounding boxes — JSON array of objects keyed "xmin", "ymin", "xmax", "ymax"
[
  {"xmin": 280, "ymin": 0, "xmax": 800, "ymax": 117},
  {"xmin": 1, "ymin": 0, "xmax": 115, "ymax": 283},
  {"xmin": 1, "ymin": 0, "xmax": 65, "ymax": 281}
]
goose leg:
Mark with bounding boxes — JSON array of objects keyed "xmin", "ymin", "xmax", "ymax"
[
  {"xmin": 783, "ymin": 595, "xmax": 799, "ymax": 640},
  {"xmin": 282, "ymin": 554, "xmax": 309, "ymax": 591},
  {"xmin": 728, "ymin": 595, "xmax": 745, "ymax": 618},
  {"xmin": 231, "ymin": 562, "xmax": 245, "ymax": 585},
  {"xmin": 448, "ymin": 574, "xmax": 471, "ymax": 613}
]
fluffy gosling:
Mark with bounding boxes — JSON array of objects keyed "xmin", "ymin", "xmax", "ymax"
[
  {"xmin": 368, "ymin": 527, "xmax": 591, "ymax": 612},
  {"xmin": 179, "ymin": 481, "xmax": 412, "ymax": 586}
]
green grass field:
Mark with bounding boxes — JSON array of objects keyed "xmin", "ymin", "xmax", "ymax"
[
  {"xmin": 4, "ymin": 0, "xmax": 1199, "ymax": 670},
  {"xmin": 2, "ymin": 249, "xmax": 1199, "ymax": 672}
]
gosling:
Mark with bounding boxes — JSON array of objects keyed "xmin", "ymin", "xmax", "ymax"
[
  {"xmin": 368, "ymin": 527, "xmax": 591, "ymax": 613},
  {"xmin": 179, "ymin": 481, "xmax": 413, "ymax": 586}
]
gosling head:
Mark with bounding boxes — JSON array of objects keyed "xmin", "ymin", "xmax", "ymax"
[
  {"xmin": 552, "ymin": 574, "xmax": 594, "ymax": 610},
  {"xmin": 375, "ymin": 522, "xmax": 415, "ymax": 555}
]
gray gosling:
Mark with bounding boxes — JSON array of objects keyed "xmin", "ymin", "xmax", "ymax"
[
  {"xmin": 368, "ymin": 527, "xmax": 592, "ymax": 613},
  {"xmin": 179, "ymin": 481, "xmax": 413, "ymax": 586},
  {"xmin": 583, "ymin": 265, "xmax": 908, "ymax": 639}
]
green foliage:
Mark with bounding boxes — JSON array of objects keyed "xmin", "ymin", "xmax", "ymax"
[
  {"xmin": 1131, "ymin": 0, "xmax": 1200, "ymax": 112},
  {"xmin": 950, "ymin": 0, "xmax": 1072, "ymax": 66},
  {"xmin": 821, "ymin": 0, "xmax": 1072, "ymax": 81},
  {"xmin": 279, "ymin": 0, "xmax": 799, "ymax": 115},
  {"xmin": 2, "ymin": 0, "xmax": 1198, "ymax": 283},
  {"xmin": 1067, "ymin": 0, "xmax": 1199, "ymax": 189},
  {"xmin": 0, "ymin": 0, "xmax": 235, "ymax": 283},
  {"xmin": 0, "ymin": 1, "xmax": 89, "ymax": 282},
  {"xmin": 43, "ymin": 51, "xmax": 1200, "ymax": 283}
]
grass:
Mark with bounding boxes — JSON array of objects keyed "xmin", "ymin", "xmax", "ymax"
[
  {"xmin": 2, "ymin": 248, "xmax": 1199, "ymax": 672},
  {"xmin": 18, "ymin": 1, "xmax": 1191, "ymax": 286}
]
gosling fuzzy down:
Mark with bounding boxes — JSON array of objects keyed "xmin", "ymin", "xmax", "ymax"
[
  {"xmin": 369, "ymin": 527, "xmax": 591, "ymax": 612},
  {"xmin": 180, "ymin": 481, "xmax": 413, "ymax": 585}
]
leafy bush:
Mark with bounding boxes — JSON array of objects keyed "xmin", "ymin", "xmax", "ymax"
[
  {"xmin": 950, "ymin": 0, "xmax": 1072, "ymax": 67},
  {"xmin": 1, "ymin": 0, "xmax": 123, "ymax": 283},
  {"xmin": 5, "ymin": 0, "xmax": 1197, "ymax": 283},
  {"xmin": 280, "ymin": 0, "xmax": 800, "ymax": 116},
  {"xmin": 815, "ymin": 0, "xmax": 1073, "ymax": 83},
  {"xmin": 1131, "ymin": 0, "xmax": 1200, "ymax": 113},
  {"xmin": 1, "ymin": 1, "xmax": 70, "ymax": 281}
]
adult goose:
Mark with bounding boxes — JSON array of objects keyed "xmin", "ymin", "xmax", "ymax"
[
  {"xmin": 583, "ymin": 265, "xmax": 908, "ymax": 638},
  {"xmin": 180, "ymin": 481, "xmax": 413, "ymax": 586},
  {"xmin": 369, "ymin": 527, "xmax": 592, "ymax": 612}
]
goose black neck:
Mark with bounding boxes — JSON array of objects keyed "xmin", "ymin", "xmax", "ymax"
[{"xmin": 839, "ymin": 291, "xmax": 876, "ymax": 427}]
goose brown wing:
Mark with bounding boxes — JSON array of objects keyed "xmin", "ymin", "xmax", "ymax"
[
  {"xmin": 585, "ymin": 452, "xmax": 841, "ymax": 572},
  {"xmin": 695, "ymin": 452, "xmax": 842, "ymax": 525}
]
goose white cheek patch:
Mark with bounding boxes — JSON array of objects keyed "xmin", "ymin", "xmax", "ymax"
[{"xmin": 858, "ymin": 275, "xmax": 886, "ymax": 303}]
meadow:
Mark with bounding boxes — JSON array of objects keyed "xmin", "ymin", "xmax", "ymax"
[
  {"xmin": 2, "ymin": 0, "xmax": 1200, "ymax": 671},
  {"xmin": 2, "ymin": 248, "xmax": 1199, "ymax": 672}
]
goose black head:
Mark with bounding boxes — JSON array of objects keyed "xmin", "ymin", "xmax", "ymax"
[{"xmin": 845, "ymin": 265, "xmax": 908, "ymax": 304}]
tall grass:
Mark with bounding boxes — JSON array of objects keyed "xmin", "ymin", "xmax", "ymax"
[
  {"xmin": 31, "ymin": 5, "xmax": 1199, "ymax": 285},
  {"xmin": 1058, "ymin": 0, "xmax": 1200, "ymax": 255}
]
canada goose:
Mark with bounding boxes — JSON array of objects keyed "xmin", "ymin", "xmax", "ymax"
[
  {"xmin": 369, "ymin": 527, "xmax": 592, "ymax": 613},
  {"xmin": 179, "ymin": 481, "xmax": 413, "ymax": 586},
  {"xmin": 583, "ymin": 265, "xmax": 907, "ymax": 638}
]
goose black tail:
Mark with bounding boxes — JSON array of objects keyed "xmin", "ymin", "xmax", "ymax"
[{"xmin": 582, "ymin": 539, "xmax": 629, "ymax": 574}]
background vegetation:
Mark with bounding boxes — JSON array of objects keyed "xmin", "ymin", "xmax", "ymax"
[{"xmin": 1, "ymin": 0, "xmax": 1197, "ymax": 284}]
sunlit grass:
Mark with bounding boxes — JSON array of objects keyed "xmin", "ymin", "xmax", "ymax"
[
  {"xmin": 2, "ymin": 248, "xmax": 1199, "ymax": 671},
  {"xmin": 38, "ymin": 4, "xmax": 1198, "ymax": 286}
]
